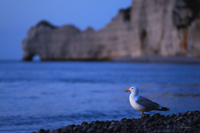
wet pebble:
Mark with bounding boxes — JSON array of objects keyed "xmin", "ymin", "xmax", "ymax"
[
  {"xmin": 113, "ymin": 124, "xmax": 121, "ymax": 132},
  {"xmin": 87, "ymin": 128, "xmax": 94, "ymax": 133}
]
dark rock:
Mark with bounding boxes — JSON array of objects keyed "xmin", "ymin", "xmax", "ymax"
[
  {"xmin": 56, "ymin": 128, "xmax": 62, "ymax": 132},
  {"xmin": 177, "ymin": 116, "xmax": 184, "ymax": 121},
  {"xmin": 120, "ymin": 118, "xmax": 127, "ymax": 123},
  {"xmin": 108, "ymin": 124, "xmax": 115, "ymax": 130},
  {"xmin": 163, "ymin": 129, "xmax": 173, "ymax": 132},
  {"xmin": 82, "ymin": 126, "xmax": 89, "ymax": 132},
  {"xmin": 81, "ymin": 121, "xmax": 88, "ymax": 126},
  {"xmin": 104, "ymin": 121, "xmax": 111, "ymax": 128},
  {"xmin": 113, "ymin": 125, "xmax": 121, "ymax": 132},
  {"xmin": 73, "ymin": 126, "xmax": 82, "ymax": 132},
  {"xmin": 37, "ymin": 129, "xmax": 46, "ymax": 133},
  {"xmin": 120, "ymin": 130, "xmax": 129, "ymax": 133},
  {"xmin": 87, "ymin": 128, "xmax": 94, "ymax": 133},
  {"xmin": 144, "ymin": 114, "xmax": 150, "ymax": 118}
]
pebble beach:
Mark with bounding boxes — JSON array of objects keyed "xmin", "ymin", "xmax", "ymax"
[{"xmin": 34, "ymin": 110, "xmax": 200, "ymax": 133}]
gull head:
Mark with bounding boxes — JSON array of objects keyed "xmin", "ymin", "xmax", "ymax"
[{"xmin": 125, "ymin": 86, "xmax": 139, "ymax": 95}]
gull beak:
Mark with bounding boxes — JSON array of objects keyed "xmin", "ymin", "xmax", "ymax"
[{"xmin": 125, "ymin": 89, "xmax": 130, "ymax": 92}]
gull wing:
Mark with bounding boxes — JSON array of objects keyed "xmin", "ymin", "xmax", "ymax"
[{"xmin": 136, "ymin": 96, "xmax": 160, "ymax": 110}]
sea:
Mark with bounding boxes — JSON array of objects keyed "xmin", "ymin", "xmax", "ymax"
[{"xmin": 0, "ymin": 61, "xmax": 200, "ymax": 133}]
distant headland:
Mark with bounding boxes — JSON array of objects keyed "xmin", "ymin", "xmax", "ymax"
[{"xmin": 22, "ymin": 0, "xmax": 200, "ymax": 61}]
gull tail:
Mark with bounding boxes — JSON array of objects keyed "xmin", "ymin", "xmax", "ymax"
[{"xmin": 157, "ymin": 107, "xmax": 170, "ymax": 111}]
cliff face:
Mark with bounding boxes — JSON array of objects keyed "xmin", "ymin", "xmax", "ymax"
[{"xmin": 22, "ymin": 0, "xmax": 200, "ymax": 61}]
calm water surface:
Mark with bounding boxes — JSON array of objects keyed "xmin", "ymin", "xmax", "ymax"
[{"xmin": 0, "ymin": 61, "xmax": 200, "ymax": 133}]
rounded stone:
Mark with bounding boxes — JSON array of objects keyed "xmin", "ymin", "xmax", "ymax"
[{"xmin": 113, "ymin": 125, "xmax": 121, "ymax": 132}]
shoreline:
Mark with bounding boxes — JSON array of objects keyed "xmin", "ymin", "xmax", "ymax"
[
  {"xmin": 1, "ymin": 56, "xmax": 200, "ymax": 64},
  {"xmin": 20, "ymin": 56, "xmax": 200, "ymax": 64},
  {"xmin": 35, "ymin": 110, "xmax": 200, "ymax": 133},
  {"xmin": 111, "ymin": 56, "xmax": 200, "ymax": 64}
]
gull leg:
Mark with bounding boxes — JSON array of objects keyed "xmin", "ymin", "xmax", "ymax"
[{"xmin": 141, "ymin": 111, "xmax": 144, "ymax": 118}]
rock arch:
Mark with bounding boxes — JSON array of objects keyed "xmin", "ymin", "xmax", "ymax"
[
  {"xmin": 23, "ymin": 53, "xmax": 41, "ymax": 61},
  {"xmin": 33, "ymin": 54, "xmax": 40, "ymax": 61}
]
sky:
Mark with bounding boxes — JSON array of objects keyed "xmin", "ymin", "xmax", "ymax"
[{"xmin": 0, "ymin": 0, "xmax": 132, "ymax": 60}]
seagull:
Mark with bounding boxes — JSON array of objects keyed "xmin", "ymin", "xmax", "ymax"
[{"xmin": 125, "ymin": 86, "xmax": 169, "ymax": 118}]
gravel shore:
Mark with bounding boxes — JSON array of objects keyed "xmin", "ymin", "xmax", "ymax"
[{"xmin": 34, "ymin": 110, "xmax": 200, "ymax": 133}]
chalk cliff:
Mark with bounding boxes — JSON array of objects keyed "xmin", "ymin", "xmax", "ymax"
[{"xmin": 22, "ymin": 0, "xmax": 200, "ymax": 61}]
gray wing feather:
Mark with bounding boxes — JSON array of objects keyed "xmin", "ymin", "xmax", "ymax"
[{"xmin": 136, "ymin": 96, "xmax": 160, "ymax": 110}]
